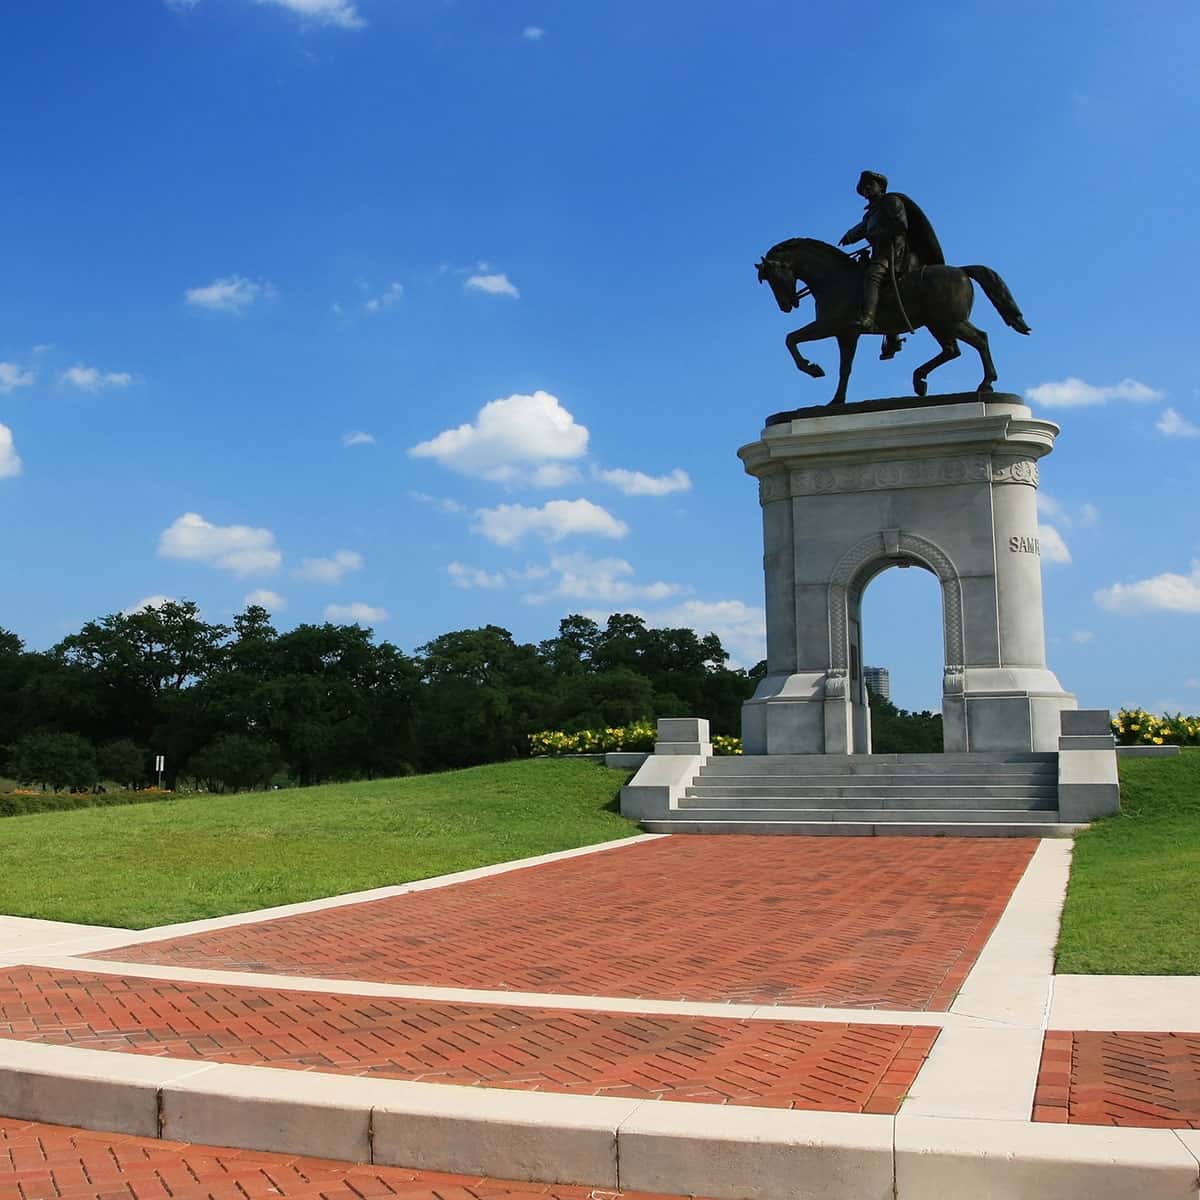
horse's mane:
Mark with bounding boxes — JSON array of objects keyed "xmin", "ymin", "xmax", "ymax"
[{"xmin": 765, "ymin": 237, "xmax": 853, "ymax": 268}]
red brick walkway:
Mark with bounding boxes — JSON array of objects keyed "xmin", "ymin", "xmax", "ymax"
[
  {"xmin": 0, "ymin": 968, "xmax": 937, "ymax": 1113},
  {"xmin": 1034, "ymin": 1031, "xmax": 1200, "ymax": 1128},
  {"xmin": 0, "ymin": 1116, "xmax": 700, "ymax": 1200},
  {"xmin": 89, "ymin": 837, "xmax": 1035, "ymax": 1011}
]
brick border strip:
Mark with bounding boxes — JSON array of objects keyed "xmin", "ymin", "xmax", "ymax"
[{"xmin": 2, "ymin": 1041, "xmax": 1198, "ymax": 1199}]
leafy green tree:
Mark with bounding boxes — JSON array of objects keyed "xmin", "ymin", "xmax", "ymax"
[
  {"xmin": 97, "ymin": 739, "xmax": 148, "ymax": 789},
  {"xmin": 417, "ymin": 625, "xmax": 553, "ymax": 768},
  {"xmin": 10, "ymin": 732, "xmax": 98, "ymax": 792},
  {"xmin": 868, "ymin": 690, "xmax": 944, "ymax": 753},
  {"xmin": 186, "ymin": 734, "xmax": 283, "ymax": 793}
]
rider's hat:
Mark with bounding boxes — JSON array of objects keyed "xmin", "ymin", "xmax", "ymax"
[{"xmin": 856, "ymin": 170, "xmax": 888, "ymax": 196}]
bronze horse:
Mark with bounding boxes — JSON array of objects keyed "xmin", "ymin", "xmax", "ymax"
[{"xmin": 756, "ymin": 238, "xmax": 1031, "ymax": 404}]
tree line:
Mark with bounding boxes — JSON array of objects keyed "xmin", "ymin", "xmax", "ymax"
[{"xmin": 0, "ymin": 603, "xmax": 761, "ymax": 792}]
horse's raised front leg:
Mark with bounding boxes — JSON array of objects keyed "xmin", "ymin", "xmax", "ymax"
[
  {"xmin": 833, "ymin": 331, "xmax": 860, "ymax": 405},
  {"xmin": 785, "ymin": 317, "xmax": 838, "ymax": 380},
  {"xmin": 954, "ymin": 320, "xmax": 997, "ymax": 392},
  {"xmin": 912, "ymin": 330, "xmax": 961, "ymax": 397}
]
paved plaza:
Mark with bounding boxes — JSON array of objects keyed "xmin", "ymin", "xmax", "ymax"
[{"xmin": 2, "ymin": 833, "xmax": 1200, "ymax": 1198}]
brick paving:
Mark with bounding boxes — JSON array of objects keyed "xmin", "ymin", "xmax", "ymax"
[
  {"xmin": 0, "ymin": 1116, "xmax": 701, "ymax": 1200},
  {"xmin": 0, "ymin": 968, "xmax": 937, "ymax": 1113},
  {"xmin": 1033, "ymin": 1031, "xmax": 1200, "ymax": 1128},
  {"xmin": 88, "ymin": 836, "xmax": 1035, "ymax": 1011}
]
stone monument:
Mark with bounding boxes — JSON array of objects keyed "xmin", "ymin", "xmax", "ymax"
[{"xmin": 738, "ymin": 392, "xmax": 1076, "ymax": 755}]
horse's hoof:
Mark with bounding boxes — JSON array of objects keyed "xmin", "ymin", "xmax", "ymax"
[
  {"xmin": 807, "ymin": 364, "xmax": 826, "ymax": 379},
  {"xmin": 913, "ymin": 378, "xmax": 928, "ymax": 397},
  {"xmin": 977, "ymin": 383, "xmax": 994, "ymax": 394},
  {"xmin": 826, "ymin": 399, "xmax": 845, "ymax": 407}
]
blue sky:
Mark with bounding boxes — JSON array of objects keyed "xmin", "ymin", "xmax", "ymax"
[{"xmin": 2, "ymin": 0, "xmax": 1198, "ymax": 716}]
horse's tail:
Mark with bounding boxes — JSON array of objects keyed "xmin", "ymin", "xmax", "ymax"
[{"xmin": 963, "ymin": 265, "xmax": 1032, "ymax": 334}]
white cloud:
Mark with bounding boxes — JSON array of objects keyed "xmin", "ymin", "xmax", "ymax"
[
  {"xmin": 448, "ymin": 562, "xmax": 507, "ymax": 590},
  {"xmin": 594, "ymin": 466, "xmax": 692, "ymax": 497},
  {"xmin": 410, "ymin": 491, "xmax": 466, "ymax": 514},
  {"xmin": 342, "ymin": 430, "xmax": 376, "ymax": 447},
  {"xmin": 364, "ymin": 282, "xmax": 403, "ymax": 313},
  {"xmin": 522, "ymin": 25, "xmax": 546, "ymax": 39},
  {"xmin": 1157, "ymin": 407, "xmax": 1200, "ymax": 438},
  {"xmin": 0, "ymin": 363, "xmax": 34, "ymax": 393},
  {"xmin": 1079, "ymin": 502, "xmax": 1100, "ymax": 527},
  {"xmin": 465, "ymin": 272, "xmax": 520, "ymax": 299},
  {"xmin": 1070, "ymin": 630, "xmax": 1095, "ymax": 644},
  {"xmin": 473, "ymin": 499, "xmax": 627, "ymax": 547},
  {"xmin": 0, "ymin": 425, "xmax": 22, "ymax": 479},
  {"xmin": 62, "ymin": 365, "xmax": 133, "ymax": 392},
  {"xmin": 409, "ymin": 391, "xmax": 589, "ymax": 482},
  {"xmin": 121, "ymin": 595, "xmax": 178, "ymax": 616},
  {"xmin": 263, "ymin": 0, "xmax": 364, "ymax": 27},
  {"xmin": 534, "ymin": 553, "xmax": 683, "ymax": 604},
  {"xmin": 1038, "ymin": 525, "xmax": 1072, "ymax": 564},
  {"xmin": 159, "ymin": 512, "xmax": 282, "ymax": 575},
  {"xmin": 294, "ymin": 549, "xmax": 363, "ymax": 584},
  {"xmin": 325, "ymin": 601, "xmax": 388, "ymax": 623},
  {"xmin": 244, "ymin": 588, "xmax": 286, "ymax": 611},
  {"xmin": 1095, "ymin": 561, "xmax": 1200, "ymax": 614},
  {"xmin": 185, "ymin": 275, "xmax": 275, "ymax": 314},
  {"xmin": 1186, "ymin": 678, "xmax": 1200, "ymax": 688},
  {"xmin": 1025, "ymin": 377, "xmax": 1163, "ymax": 408},
  {"xmin": 532, "ymin": 463, "xmax": 582, "ymax": 487}
]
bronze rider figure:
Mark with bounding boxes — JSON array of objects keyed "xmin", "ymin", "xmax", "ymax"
[{"xmin": 839, "ymin": 170, "xmax": 945, "ymax": 360}]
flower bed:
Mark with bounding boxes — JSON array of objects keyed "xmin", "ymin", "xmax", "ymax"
[
  {"xmin": 1112, "ymin": 709, "xmax": 1200, "ymax": 747},
  {"xmin": 530, "ymin": 724, "xmax": 742, "ymax": 756}
]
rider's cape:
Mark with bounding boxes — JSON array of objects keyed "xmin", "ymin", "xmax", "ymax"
[{"xmin": 893, "ymin": 194, "xmax": 944, "ymax": 267}]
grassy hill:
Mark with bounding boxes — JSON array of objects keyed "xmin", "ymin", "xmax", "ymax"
[
  {"xmin": 0, "ymin": 759, "xmax": 637, "ymax": 929},
  {"xmin": 1056, "ymin": 749, "xmax": 1200, "ymax": 975}
]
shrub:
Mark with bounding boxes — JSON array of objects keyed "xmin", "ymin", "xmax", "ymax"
[
  {"xmin": 8, "ymin": 732, "xmax": 98, "ymax": 792},
  {"xmin": 1112, "ymin": 709, "xmax": 1200, "ymax": 747},
  {"xmin": 529, "ymin": 723, "xmax": 743, "ymax": 756}
]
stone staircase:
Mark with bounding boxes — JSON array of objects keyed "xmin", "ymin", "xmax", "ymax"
[{"xmin": 638, "ymin": 751, "xmax": 1086, "ymax": 837}]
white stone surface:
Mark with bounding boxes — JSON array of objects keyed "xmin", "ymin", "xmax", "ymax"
[
  {"xmin": 160, "ymin": 1064, "xmax": 402, "ymax": 1161},
  {"xmin": 617, "ymin": 1102, "xmax": 895, "ymax": 1200},
  {"xmin": 739, "ymin": 397, "xmax": 1077, "ymax": 753},
  {"xmin": 0, "ymin": 916, "xmax": 129, "ymax": 955},
  {"xmin": 0, "ymin": 1040, "xmax": 215, "ymax": 1137},
  {"xmin": 373, "ymin": 1087, "xmax": 641, "ymax": 1186},
  {"xmin": 1050, "ymin": 975, "xmax": 1200, "ymax": 1031},
  {"xmin": 951, "ymin": 838, "xmax": 1070, "ymax": 1025},
  {"xmin": 895, "ymin": 1116, "xmax": 1200, "ymax": 1199},
  {"xmin": 619, "ymin": 754, "xmax": 705, "ymax": 820},
  {"xmin": 902, "ymin": 1025, "xmax": 1045, "ymax": 1120}
]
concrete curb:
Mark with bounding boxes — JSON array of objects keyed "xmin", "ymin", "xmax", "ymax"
[{"xmin": 2, "ymin": 1041, "xmax": 1199, "ymax": 1199}]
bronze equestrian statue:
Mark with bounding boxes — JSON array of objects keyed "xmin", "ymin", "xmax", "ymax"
[{"xmin": 757, "ymin": 170, "xmax": 1030, "ymax": 405}]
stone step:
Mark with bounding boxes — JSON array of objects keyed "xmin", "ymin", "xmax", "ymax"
[
  {"xmin": 685, "ymin": 782, "xmax": 1059, "ymax": 801},
  {"xmin": 699, "ymin": 758, "xmax": 1057, "ymax": 777},
  {"xmin": 640, "ymin": 817, "xmax": 1083, "ymax": 838},
  {"xmin": 678, "ymin": 793, "xmax": 1057, "ymax": 812},
  {"xmin": 670, "ymin": 805, "xmax": 1063, "ymax": 823}
]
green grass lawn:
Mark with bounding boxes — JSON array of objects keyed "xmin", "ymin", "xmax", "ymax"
[
  {"xmin": 1056, "ymin": 749, "xmax": 1200, "ymax": 975},
  {"xmin": 0, "ymin": 759, "xmax": 638, "ymax": 930}
]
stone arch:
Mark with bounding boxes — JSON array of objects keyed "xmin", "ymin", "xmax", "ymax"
[{"xmin": 827, "ymin": 530, "xmax": 965, "ymax": 682}]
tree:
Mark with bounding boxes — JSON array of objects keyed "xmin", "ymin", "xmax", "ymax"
[
  {"xmin": 868, "ymin": 690, "xmax": 944, "ymax": 753},
  {"xmin": 97, "ymin": 739, "xmax": 148, "ymax": 789},
  {"xmin": 186, "ymin": 734, "xmax": 283, "ymax": 793},
  {"xmin": 10, "ymin": 732, "xmax": 98, "ymax": 792}
]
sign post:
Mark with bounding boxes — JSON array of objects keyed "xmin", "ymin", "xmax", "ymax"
[{"xmin": 155, "ymin": 755, "xmax": 165, "ymax": 789}]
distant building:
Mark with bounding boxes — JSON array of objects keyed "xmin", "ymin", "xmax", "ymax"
[{"xmin": 863, "ymin": 666, "xmax": 891, "ymax": 702}]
